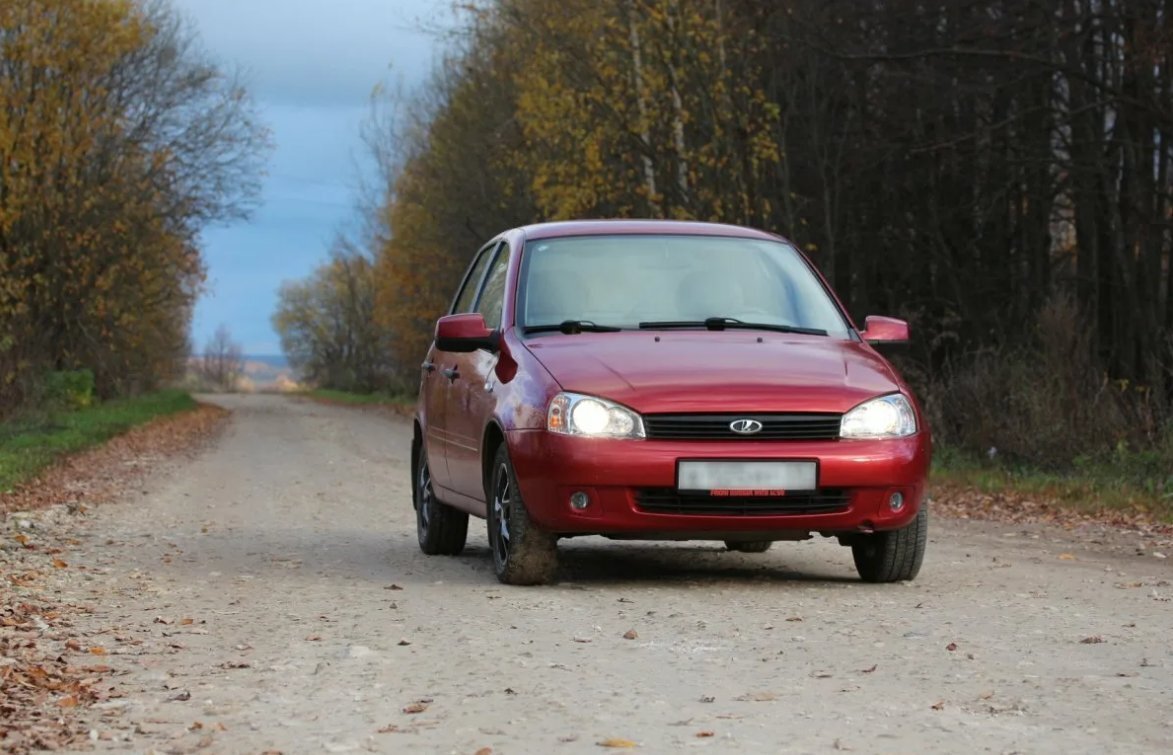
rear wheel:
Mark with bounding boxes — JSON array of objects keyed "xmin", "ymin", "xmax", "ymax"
[
  {"xmin": 414, "ymin": 446, "xmax": 468, "ymax": 556},
  {"xmin": 486, "ymin": 445, "xmax": 557, "ymax": 585},
  {"xmin": 851, "ymin": 505, "xmax": 927, "ymax": 583},
  {"xmin": 724, "ymin": 540, "xmax": 772, "ymax": 553}
]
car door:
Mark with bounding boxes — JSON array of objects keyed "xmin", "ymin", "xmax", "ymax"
[
  {"xmin": 444, "ymin": 241, "xmax": 510, "ymax": 500},
  {"xmin": 424, "ymin": 242, "xmax": 496, "ymax": 492}
]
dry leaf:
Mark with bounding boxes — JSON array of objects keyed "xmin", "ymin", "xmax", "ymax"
[
  {"xmin": 622, "ymin": 629, "xmax": 638, "ymax": 640},
  {"xmin": 597, "ymin": 738, "xmax": 638, "ymax": 748},
  {"xmin": 475, "ymin": 748, "xmax": 493, "ymax": 755},
  {"xmin": 946, "ymin": 642, "xmax": 958, "ymax": 651},
  {"xmin": 88, "ymin": 646, "xmax": 107, "ymax": 656},
  {"xmin": 304, "ymin": 634, "xmax": 322, "ymax": 641},
  {"xmin": 51, "ymin": 558, "xmax": 68, "ymax": 569},
  {"xmin": 931, "ymin": 700, "xmax": 945, "ymax": 710},
  {"xmin": 179, "ymin": 618, "xmax": 194, "ymax": 625},
  {"xmin": 860, "ymin": 665, "xmax": 877, "ymax": 673},
  {"xmin": 695, "ymin": 731, "xmax": 715, "ymax": 738},
  {"xmin": 1058, "ymin": 553, "xmax": 1076, "ymax": 560},
  {"xmin": 402, "ymin": 701, "xmax": 429, "ymax": 714}
]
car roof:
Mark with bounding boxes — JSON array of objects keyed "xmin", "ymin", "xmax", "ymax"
[{"xmin": 517, "ymin": 219, "xmax": 784, "ymax": 242}]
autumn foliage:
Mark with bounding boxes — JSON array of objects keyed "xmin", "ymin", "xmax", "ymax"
[{"xmin": 0, "ymin": 0, "xmax": 266, "ymax": 416}]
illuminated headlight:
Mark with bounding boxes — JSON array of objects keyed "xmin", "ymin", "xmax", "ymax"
[
  {"xmin": 547, "ymin": 393, "xmax": 646, "ymax": 439},
  {"xmin": 840, "ymin": 394, "xmax": 917, "ymax": 439}
]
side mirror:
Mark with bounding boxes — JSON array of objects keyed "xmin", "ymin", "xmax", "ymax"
[
  {"xmin": 861, "ymin": 315, "xmax": 910, "ymax": 344},
  {"xmin": 435, "ymin": 313, "xmax": 500, "ymax": 353}
]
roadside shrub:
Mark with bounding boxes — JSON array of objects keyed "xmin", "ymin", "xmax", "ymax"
[
  {"xmin": 40, "ymin": 370, "xmax": 96, "ymax": 412},
  {"xmin": 924, "ymin": 294, "xmax": 1169, "ymax": 470}
]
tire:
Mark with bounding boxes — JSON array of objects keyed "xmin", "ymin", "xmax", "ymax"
[
  {"xmin": 486, "ymin": 445, "xmax": 557, "ymax": 585},
  {"xmin": 852, "ymin": 504, "xmax": 928, "ymax": 583},
  {"xmin": 724, "ymin": 540, "xmax": 773, "ymax": 553},
  {"xmin": 414, "ymin": 445, "xmax": 468, "ymax": 556}
]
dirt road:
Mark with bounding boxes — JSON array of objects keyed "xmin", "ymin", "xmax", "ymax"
[{"xmin": 13, "ymin": 394, "xmax": 1173, "ymax": 753}]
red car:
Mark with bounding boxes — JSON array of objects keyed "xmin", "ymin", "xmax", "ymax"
[{"xmin": 413, "ymin": 221, "xmax": 930, "ymax": 585}]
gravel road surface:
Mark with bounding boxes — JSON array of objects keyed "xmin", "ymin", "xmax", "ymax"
[{"xmin": 22, "ymin": 394, "xmax": 1173, "ymax": 753}]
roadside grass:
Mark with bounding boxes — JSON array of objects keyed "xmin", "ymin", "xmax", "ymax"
[
  {"xmin": 305, "ymin": 388, "xmax": 414, "ymax": 407},
  {"xmin": 931, "ymin": 446, "xmax": 1173, "ymax": 523},
  {"xmin": 0, "ymin": 389, "xmax": 197, "ymax": 493}
]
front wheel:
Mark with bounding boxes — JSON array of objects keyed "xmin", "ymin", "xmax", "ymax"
[
  {"xmin": 414, "ymin": 446, "xmax": 468, "ymax": 556},
  {"xmin": 486, "ymin": 445, "xmax": 557, "ymax": 585},
  {"xmin": 851, "ymin": 505, "xmax": 927, "ymax": 583}
]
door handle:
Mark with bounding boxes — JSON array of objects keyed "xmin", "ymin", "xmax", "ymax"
[
  {"xmin": 441, "ymin": 367, "xmax": 460, "ymax": 380},
  {"xmin": 421, "ymin": 361, "xmax": 436, "ymax": 373}
]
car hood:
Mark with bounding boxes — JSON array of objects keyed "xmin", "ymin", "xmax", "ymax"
[{"xmin": 521, "ymin": 331, "xmax": 903, "ymax": 414}]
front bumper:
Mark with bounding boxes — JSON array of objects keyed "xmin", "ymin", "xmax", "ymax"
[{"xmin": 506, "ymin": 429, "xmax": 930, "ymax": 537}]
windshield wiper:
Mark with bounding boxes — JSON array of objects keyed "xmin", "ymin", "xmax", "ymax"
[
  {"xmin": 523, "ymin": 320, "xmax": 622, "ymax": 335},
  {"xmin": 638, "ymin": 317, "xmax": 828, "ymax": 337}
]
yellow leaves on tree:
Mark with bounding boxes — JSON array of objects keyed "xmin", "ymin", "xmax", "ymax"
[{"xmin": 0, "ymin": 0, "xmax": 266, "ymax": 413}]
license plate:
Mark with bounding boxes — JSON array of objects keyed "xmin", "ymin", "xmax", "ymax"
[{"xmin": 677, "ymin": 460, "xmax": 817, "ymax": 494}]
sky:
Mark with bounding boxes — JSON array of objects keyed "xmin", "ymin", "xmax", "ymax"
[{"xmin": 176, "ymin": 0, "xmax": 451, "ymax": 355}]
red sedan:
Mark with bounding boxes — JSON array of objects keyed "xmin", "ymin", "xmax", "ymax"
[{"xmin": 413, "ymin": 221, "xmax": 931, "ymax": 585}]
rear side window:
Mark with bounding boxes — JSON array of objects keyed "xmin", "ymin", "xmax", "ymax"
[
  {"xmin": 451, "ymin": 242, "xmax": 498, "ymax": 314},
  {"xmin": 475, "ymin": 245, "xmax": 510, "ymax": 330}
]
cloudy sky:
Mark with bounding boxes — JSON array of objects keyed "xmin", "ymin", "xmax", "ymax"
[{"xmin": 175, "ymin": 0, "xmax": 450, "ymax": 355}]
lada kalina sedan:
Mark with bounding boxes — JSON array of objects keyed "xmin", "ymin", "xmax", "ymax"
[{"xmin": 412, "ymin": 221, "xmax": 930, "ymax": 585}]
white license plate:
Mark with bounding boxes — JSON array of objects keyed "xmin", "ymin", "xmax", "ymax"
[{"xmin": 677, "ymin": 460, "xmax": 817, "ymax": 493}]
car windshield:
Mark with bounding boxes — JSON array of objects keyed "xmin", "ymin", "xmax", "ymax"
[{"xmin": 517, "ymin": 234, "xmax": 852, "ymax": 339}]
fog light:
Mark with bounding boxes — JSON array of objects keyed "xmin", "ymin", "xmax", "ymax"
[
  {"xmin": 570, "ymin": 491, "xmax": 591, "ymax": 510},
  {"xmin": 889, "ymin": 491, "xmax": 905, "ymax": 512}
]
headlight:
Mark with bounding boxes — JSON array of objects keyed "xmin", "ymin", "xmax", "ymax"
[
  {"xmin": 840, "ymin": 393, "xmax": 917, "ymax": 439},
  {"xmin": 547, "ymin": 392, "xmax": 646, "ymax": 439}
]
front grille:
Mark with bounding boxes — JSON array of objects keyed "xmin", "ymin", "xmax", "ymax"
[
  {"xmin": 643, "ymin": 413, "xmax": 841, "ymax": 441},
  {"xmin": 635, "ymin": 488, "xmax": 850, "ymax": 516}
]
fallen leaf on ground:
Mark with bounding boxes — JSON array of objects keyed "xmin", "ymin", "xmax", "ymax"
[
  {"xmin": 475, "ymin": 748, "xmax": 493, "ymax": 755},
  {"xmin": 946, "ymin": 642, "xmax": 958, "ymax": 651},
  {"xmin": 597, "ymin": 738, "xmax": 638, "ymax": 748},
  {"xmin": 931, "ymin": 700, "xmax": 945, "ymax": 710},
  {"xmin": 622, "ymin": 629, "xmax": 638, "ymax": 640},
  {"xmin": 695, "ymin": 731, "xmax": 715, "ymax": 738},
  {"xmin": 402, "ymin": 701, "xmax": 429, "ymax": 714},
  {"xmin": 860, "ymin": 665, "xmax": 877, "ymax": 673},
  {"xmin": 1058, "ymin": 553, "xmax": 1076, "ymax": 560},
  {"xmin": 88, "ymin": 646, "xmax": 107, "ymax": 655},
  {"xmin": 51, "ymin": 558, "xmax": 68, "ymax": 568}
]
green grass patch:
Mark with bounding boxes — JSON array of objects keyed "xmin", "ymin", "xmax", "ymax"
[
  {"xmin": 931, "ymin": 446, "xmax": 1173, "ymax": 522},
  {"xmin": 0, "ymin": 389, "xmax": 197, "ymax": 493},
  {"xmin": 306, "ymin": 388, "xmax": 414, "ymax": 406}
]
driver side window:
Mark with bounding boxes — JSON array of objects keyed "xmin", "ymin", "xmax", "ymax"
[
  {"xmin": 451, "ymin": 243, "xmax": 497, "ymax": 314},
  {"xmin": 475, "ymin": 244, "xmax": 510, "ymax": 330}
]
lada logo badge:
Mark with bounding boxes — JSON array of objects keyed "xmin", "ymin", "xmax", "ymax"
[{"xmin": 729, "ymin": 419, "xmax": 763, "ymax": 435}]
